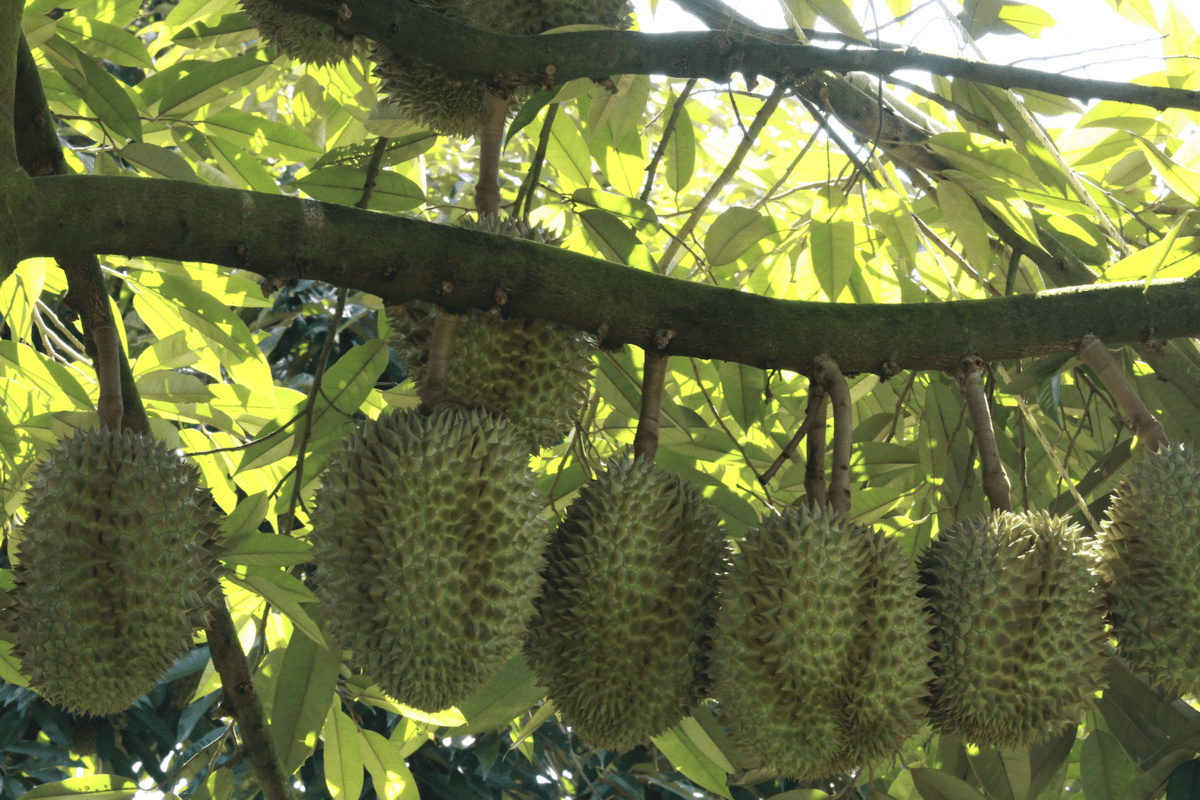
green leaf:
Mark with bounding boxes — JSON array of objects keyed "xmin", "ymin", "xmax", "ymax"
[
  {"xmin": 272, "ymin": 624, "xmax": 341, "ymax": 774},
  {"xmin": 810, "ymin": 188, "xmax": 855, "ymax": 300},
  {"xmin": 0, "ymin": 640, "xmax": 29, "ymax": 688},
  {"xmin": 226, "ymin": 568, "xmax": 326, "ymax": 647},
  {"xmin": 120, "ymin": 142, "xmax": 200, "ymax": 182},
  {"xmin": 911, "ymin": 767, "xmax": 990, "ymax": 800},
  {"xmin": 572, "ymin": 188, "xmax": 658, "ymax": 228},
  {"xmin": 0, "ymin": 341, "xmax": 93, "ymax": 410},
  {"xmin": 970, "ymin": 746, "xmax": 1031, "ymax": 800},
  {"xmin": 578, "ymin": 209, "xmax": 656, "ymax": 271},
  {"xmin": 359, "ymin": 730, "xmax": 419, "ymax": 800},
  {"xmin": 0, "ymin": 258, "xmax": 45, "ymax": 343},
  {"xmin": 506, "ymin": 88, "xmax": 555, "ymax": 144},
  {"xmin": 21, "ymin": 776, "xmax": 139, "ymax": 800},
  {"xmin": 157, "ymin": 56, "xmax": 270, "ymax": 117},
  {"xmin": 783, "ymin": 0, "xmax": 868, "ymax": 42},
  {"xmin": 1142, "ymin": 212, "xmax": 1197, "ymax": 292},
  {"xmin": 664, "ymin": 93, "xmax": 695, "ymax": 193},
  {"xmin": 1083, "ymin": 731, "xmax": 1139, "ymax": 800},
  {"xmin": 209, "ymin": 135, "xmax": 280, "ymax": 194},
  {"xmin": 1123, "ymin": 749, "xmax": 1198, "ymax": 800},
  {"xmin": 938, "ymin": 177, "xmax": 994, "ymax": 275},
  {"xmin": 928, "ymin": 132, "xmax": 1042, "ymax": 191},
  {"xmin": 1136, "ymin": 136, "xmax": 1200, "ymax": 203},
  {"xmin": 447, "ymin": 654, "xmax": 545, "ymax": 735},
  {"xmin": 705, "ymin": 207, "xmax": 783, "ymax": 267},
  {"xmin": 719, "ymin": 361, "xmax": 765, "ymax": 429},
  {"xmin": 324, "ymin": 703, "xmax": 365, "ymax": 800},
  {"xmin": 223, "ymin": 533, "xmax": 313, "ymax": 567},
  {"xmin": 1167, "ymin": 761, "xmax": 1200, "ymax": 800},
  {"xmin": 652, "ymin": 725, "xmax": 733, "ymax": 799},
  {"xmin": 294, "ymin": 166, "xmax": 425, "ymax": 211},
  {"xmin": 218, "ymin": 491, "xmax": 270, "ymax": 539},
  {"xmin": 542, "ymin": 110, "xmax": 592, "ymax": 187},
  {"xmin": 1029, "ymin": 727, "xmax": 1078, "ymax": 800},
  {"xmin": 40, "ymin": 35, "xmax": 142, "ymax": 143},
  {"xmin": 127, "ymin": 270, "xmax": 261, "ymax": 362},
  {"xmin": 56, "ymin": 15, "xmax": 152, "ymax": 68},
  {"xmin": 198, "ymin": 109, "xmax": 322, "ymax": 161},
  {"xmin": 172, "ymin": 11, "xmax": 258, "ymax": 49}
]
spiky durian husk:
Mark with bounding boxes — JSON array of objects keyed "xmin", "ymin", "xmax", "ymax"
[
  {"xmin": 388, "ymin": 216, "xmax": 594, "ymax": 451},
  {"xmin": 241, "ymin": 0, "xmax": 362, "ymax": 65},
  {"xmin": 710, "ymin": 508, "xmax": 931, "ymax": 780},
  {"xmin": 525, "ymin": 458, "xmax": 727, "ymax": 750},
  {"xmin": 1100, "ymin": 444, "xmax": 1200, "ymax": 695},
  {"xmin": 7, "ymin": 429, "xmax": 224, "ymax": 716},
  {"xmin": 372, "ymin": 0, "xmax": 631, "ymax": 135},
  {"xmin": 310, "ymin": 407, "xmax": 546, "ymax": 713},
  {"xmin": 919, "ymin": 511, "xmax": 1106, "ymax": 748}
]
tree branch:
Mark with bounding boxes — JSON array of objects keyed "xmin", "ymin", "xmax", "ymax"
[
  {"xmin": 20, "ymin": 175, "xmax": 1200, "ymax": 379},
  {"xmin": 274, "ymin": 0, "xmax": 1200, "ymax": 113}
]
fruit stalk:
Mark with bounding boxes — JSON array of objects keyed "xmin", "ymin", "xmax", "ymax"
[
  {"xmin": 634, "ymin": 348, "xmax": 668, "ymax": 461},
  {"xmin": 804, "ymin": 384, "xmax": 828, "ymax": 511},
  {"xmin": 957, "ymin": 356, "xmax": 1011, "ymax": 512},
  {"xmin": 814, "ymin": 355, "xmax": 851, "ymax": 514},
  {"xmin": 475, "ymin": 91, "xmax": 509, "ymax": 216},
  {"xmin": 93, "ymin": 324, "xmax": 123, "ymax": 430},
  {"xmin": 1077, "ymin": 334, "xmax": 1168, "ymax": 452}
]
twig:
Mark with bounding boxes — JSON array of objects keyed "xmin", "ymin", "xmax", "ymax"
[
  {"xmin": 760, "ymin": 383, "xmax": 825, "ymax": 485},
  {"xmin": 657, "ymin": 81, "xmax": 787, "ymax": 273},
  {"xmin": 516, "ymin": 102, "xmax": 556, "ymax": 218},
  {"xmin": 956, "ymin": 356, "xmax": 1011, "ymax": 512}
]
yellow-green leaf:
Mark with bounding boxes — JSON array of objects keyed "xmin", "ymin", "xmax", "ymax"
[
  {"xmin": 21, "ymin": 776, "xmax": 139, "ymax": 800},
  {"xmin": 272, "ymin": 624, "xmax": 341, "ymax": 774},
  {"xmin": 652, "ymin": 725, "xmax": 733, "ymax": 799},
  {"xmin": 295, "ymin": 166, "xmax": 425, "ymax": 211},
  {"xmin": 323, "ymin": 703, "xmax": 364, "ymax": 800},
  {"xmin": 359, "ymin": 730, "xmax": 419, "ymax": 800}
]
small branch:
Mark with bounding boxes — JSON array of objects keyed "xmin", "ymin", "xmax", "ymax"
[
  {"xmin": 93, "ymin": 324, "xmax": 123, "ymax": 430},
  {"xmin": 640, "ymin": 79, "xmax": 696, "ymax": 202},
  {"xmin": 760, "ymin": 382, "xmax": 825, "ymax": 485},
  {"xmin": 476, "ymin": 91, "xmax": 509, "ymax": 217},
  {"xmin": 814, "ymin": 356, "xmax": 852, "ymax": 514},
  {"xmin": 804, "ymin": 384, "xmax": 828, "ymax": 512},
  {"xmin": 1077, "ymin": 334, "xmax": 1168, "ymax": 453},
  {"xmin": 205, "ymin": 607, "xmax": 295, "ymax": 800},
  {"xmin": 657, "ymin": 81, "xmax": 787, "ymax": 273},
  {"xmin": 516, "ymin": 103, "xmax": 556, "ymax": 218},
  {"xmin": 956, "ymin": 356, "xmax": 1011, "ymax": 512},
  {"xmin": 633, "ymin": 346, "xmax": 669, "ymax": 461}
]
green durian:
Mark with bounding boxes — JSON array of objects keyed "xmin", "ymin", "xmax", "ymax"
[
  {"xmin": 388, "ymin": 215, "xmax": 595, "ymax": 451},
  {"xmin": 372, "ymin": 0, "xmax": 631, "ymax": 136},
  {"xmin": 710, "ymin": 508, "xmax": 931, "ymax": 780},
  {"xmin": 919, "ymin": 511, "xmax": 1106, "ymax": 747},
  {"xmin": 310, "ymin": 407, "xmax": 546, "ymax": 712},
  {"xmin": 525, "ymin": 458, "xmax": 727, "ymax": 751},
  {"xmin": 1100, "ymin": 444, "xmax": 1200, "ymax": 695},
  {"xmin": 240, "ymin": 0, "xmax": 362, "ymax": 65},
  {"xmin": 6, "ymin": 429, "xmax": 224, "ymax": 716}
]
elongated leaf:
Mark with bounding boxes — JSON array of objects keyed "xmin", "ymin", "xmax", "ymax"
[
  {"xmin": 222, "ymin": 533, "xmax": 313, "ymax": 567},
  {"xmin": 198, "ymin": 109, "xmax": 321, "ymax": 161},
  {"xmin": 970, "ymin": 746, "xmax": 1031, "ymax": 800},
  {"xmin": 1083, "ymin": 731, "xmax": 1139, "ymax": 800},
  {"xmin": 543, "ymin": 111, "xmax": 592, "ymax": 187},
  {"xmin": 719, "ymin": 361, "xmax": 765, "ymax": 429},
  {"xmin": 41, "ymin": 35, "xmax": 142, "ymax": 142},
  {"xmin": 226, "ymin": 569, "xmax": 325, "ymax": 647},
  {"xmin": 653, "ymin": 725, "xmax": 733, "ymax": 799},
  {"xmin": 572, "ymin": 188, "xmax": 658, "ymax": 228},
  {"xmin": 120, "ymin": 142, "xmax": 200, "ymax": 182},
  {"xmin": 360, "ymin": 730, "xmax": 419, "ymax": 800},
  {"xmin": 578, "ymin": 209, "xmax": 655, "ymax": 271},
  {"xmin": 323, "ymin": 703, "xmax": 364, "ymax": 800},
  {"xmin": 294, "ymin": 166, "xmax": 425, "ymax": 211},
  {"xmin": 506, "ymin": 88, "xmax": 555, "ymax": 144},
  {"xmin": 0, "ymin": 640, "xmax": 29, "ymax": 687},
  {"xmin": 1124, "ymin": 749, "xmax": 1199, "ymax": 800},
  {"xmin": 705, "ymin": 207, "xmax": 781, "ymax": 267},
  {"xmin": 209, "ymin": 135, "xmax": 280, "ymax": 194},
  {"xmin": 665, "ymin": 93, "xmax": 695, "ymax": 193},
  {"xmin": 272, "ymin": 624, "xmax": 341, "ymax": 774},
  {"xmin": 158, "ymin": 55, "xmax": 269, "ymax": 117},
  {"xmin": 21, "ymin": 776, "xmax": 139, "ymax": 800},
  {"xmin": 912, "ymin": 767, "xmax": 990, "ymax": 800},
  {"xmin": 810, "ymin": 188, "xmax": 855, "ymax": 300},
  {"xmin": 0, "ymin": 341, "xmax": 92, "ymax": 410},
  {"xmin": 938, "ymin": 178, "xmax": 991, "ymax": 274},
  {"xmin": 447, "ymin": 654, "xmax": 545, "ymax": 735}
]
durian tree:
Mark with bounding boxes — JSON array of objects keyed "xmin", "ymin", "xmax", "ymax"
[{"xmin": 5, "ymin": 0, "xmax": 1200, "ymax": 798}]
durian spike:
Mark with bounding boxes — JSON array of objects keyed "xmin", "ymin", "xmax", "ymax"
[
  {"xmin": 93, "ymin": 324, "xmax": 123, "ymax": 430},
  {"xmin": 475, "ymin": 91, "xmax": 509, "ymax": 216},
  {"xmin": 634, "ymin": 341, "xmax": 670, "ymax": 461},
  {"xmin": 814, "ymin": 355, "xmax": 851, "ymax": 513},
  {"xmin": 956, "ymin": 355, "xmax": 1012, "ymax": 512},
  {"xmin": 1077, "ymin": 334, "xmax": 1168, "ymax": 453},
  {"xmin": 804, "ymin": 382, "xmax": 828, "ymax": 511}
]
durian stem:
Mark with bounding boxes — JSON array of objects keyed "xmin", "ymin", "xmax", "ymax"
[
  {"xmin": 815, "ymin": 356, "xmax": 851, "ymax": 514},
  {"xmin": 634, "ymin": 349, "xmax": 669, "ymax": 462},
  {"xmin": 957, "ymin": 356, "xmax": 1012, "ymax": 512},
  {"xmin": 205, "ymin": 606, "xmax": 296, "ymax": 800},
  {"xmin": 475, "ymin": 91, "xmax": 508, "ymax": 217},
  {"xmin": 804, "ymin": 383, "xmax": 828, "ymax": 513},
  {"xmin": 93, "ymin": 323, "xmax": 123, "ymax": 430},
  {"xmin": 1077, "ymin": 334, "xmax": 1168, "ymax": 453}
]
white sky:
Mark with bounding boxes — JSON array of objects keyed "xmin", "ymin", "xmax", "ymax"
[{"xmin": 633, "ymin": 0, "xmax": 1174, "ymax": 84}]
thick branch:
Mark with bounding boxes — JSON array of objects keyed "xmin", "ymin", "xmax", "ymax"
[
  {"xmin": 20, "ymin": 175, "xmax": 1200, "ymax": 377},
  {"xmin": 275, "ymin": 0, "xmax": 1200, "ymax": 113}
]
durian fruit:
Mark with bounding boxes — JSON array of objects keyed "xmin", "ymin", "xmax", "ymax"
[
  {"xmin": 919, "ymin": 511, "xmax": 1106, "ymax": 748},
  {"xmin": 372, "ymin": 0, "xmax": 631, "ymax": 136},
  {"xmin": 388, "ymin": 216, "xmax": 595, "ymax": 451},
  {"xmin": 1100, "ymin": 444, "xmax": 1200, "ymax": 695},
  {"xmin": 710, "ymin": 508, "xmax": 931, "ymax": 780},
  {"xmin": 310, "ymin": 407, "xmax": 546, "ymax": 713},
  {"xmin": 525, "ymin": 458, "xmax": 727, "ymax": 751},
  {"xmin": 5, "ymin": 428, "xmax": 224, "ymax": 716},
  {"xmin": 240, "ymin": 0, "xmax": 362, "ymax": 66}
]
